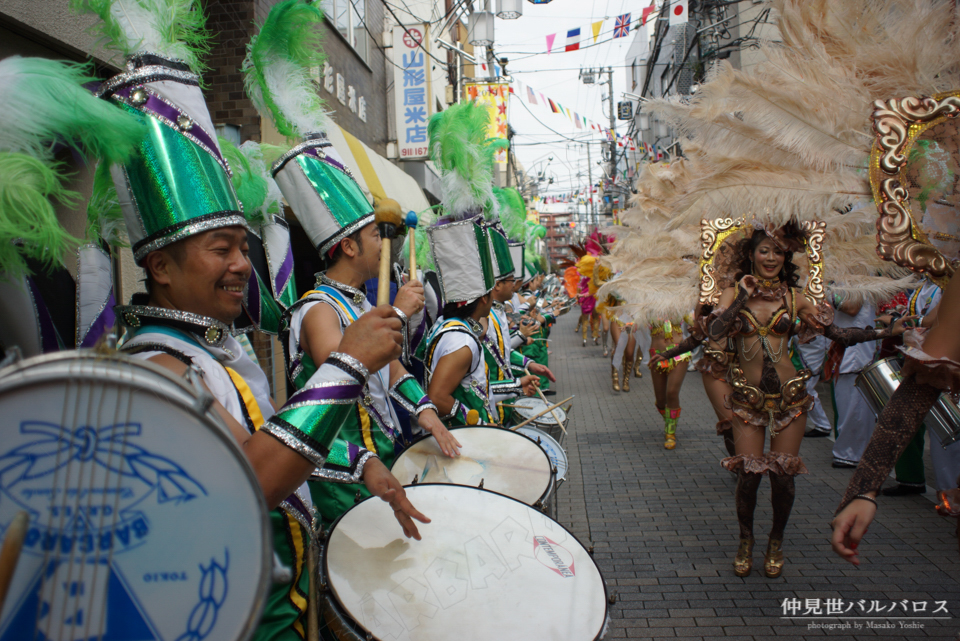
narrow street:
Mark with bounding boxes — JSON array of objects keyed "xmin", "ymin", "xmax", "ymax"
[{"xmin": 547, "ymin": 313, "xmax": 960, "ymax": 640}]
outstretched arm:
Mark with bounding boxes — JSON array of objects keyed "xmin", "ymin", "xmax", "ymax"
[{"xmin": 707, "ymin": 280, "xmax": 752, "ymax": 341}]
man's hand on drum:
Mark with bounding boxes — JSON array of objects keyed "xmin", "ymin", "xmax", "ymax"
[
  {"xmin": 519, "ymin": 374, "xmax": 540, "ymax": 397},
  {"xmin": 394, "ymin": 279, "xmax": 425, "ymax": 319},
  {"xmin": 418, "ymin": 409, "xmax": 462, "ymax": 457},
  {"xmin": 362, "ymin": 458, "xmax": 430, "ymax": 540},
  {"xmin": 527, "ymin": 362, "xmax": 556, "ymax": 383},
  {"xmin": 340, "ymin": 306, "xmax": 403, "ymax": 372}
]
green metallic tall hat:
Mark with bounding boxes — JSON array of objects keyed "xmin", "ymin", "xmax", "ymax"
[
  {"xmin": 242, "ymin": 0, "xmax": 373, "ymax": 256},
  {"xmin": 486, "ymin": 223, "xmax": 514, "ymax": 280},
  {"xmin": 426, "ymin": 101, "xmax": 502, "ymax": 303},
  {"xmin": 73, "ymin": 0, "xmax": 248, "ymax": 265}
]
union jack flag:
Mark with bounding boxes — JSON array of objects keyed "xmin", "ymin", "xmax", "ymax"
[{"xmin": 613, "ymin": 13, "xmax": 631, "ymax": 38}]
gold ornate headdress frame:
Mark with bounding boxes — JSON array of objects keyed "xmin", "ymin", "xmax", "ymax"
[
  {"xmin": 869, "ymin": 91, "xmax": 960, "ymax": 287},
  {"xmin": 698, "ymin": 217, "xmax": 825, "ymax": 306}
]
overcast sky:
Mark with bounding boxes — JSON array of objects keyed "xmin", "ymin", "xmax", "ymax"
[{"xmin": 486, "ymin": 1, "xmax": 648, "ymax": 198}]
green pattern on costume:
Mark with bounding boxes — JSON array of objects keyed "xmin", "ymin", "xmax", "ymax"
[
  {"xmin": 288, "ymin": 291, "xmax": 397, "ymax": 526},
  {"xmin": 522, "ymin": 315, "xmax": 553, "ymax": 390},
  {"xmin": 423, "ymin": 318, "xmax": 494, "ymax": 427},
  {"xmin": 254, "ymin": 510, "xmax": 311, "ymax": 641},
  {"xmin": 483, "ymin": 312, "xmax": 515, "ymax": 424}
]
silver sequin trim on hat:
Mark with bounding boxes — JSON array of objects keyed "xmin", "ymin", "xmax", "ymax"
[
  {"xmin": 132, "ymin": 214, "xmax": 251, "ymax": 263},
  {"xmin": 317, "ymin": 213, "xmax": 375, "ymax": 256},
  {"xmin": 97, "ymin": 65, "xmax": 200, "ymax": 98}
]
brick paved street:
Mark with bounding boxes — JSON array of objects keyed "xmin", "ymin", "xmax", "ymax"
[{"xmin": 546, "ymin": 313, "xmax": 960, "ymax": 640}]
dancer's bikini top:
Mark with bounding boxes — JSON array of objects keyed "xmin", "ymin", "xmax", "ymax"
[{"xmin": 738, "ymin": 287, "xmax": 798, "ymax": 337}]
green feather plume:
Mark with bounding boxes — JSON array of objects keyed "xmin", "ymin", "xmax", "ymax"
[
  {"xmin": 220, "ymin": 137, "xmax": 268, "ymax": 224},
  {"xmin": 428, "ymin": 101, "xmax": 508, "ymax": 216},
  {"xmin": 70, "ymin": 0, "xmax": 211, "ymax": 73},
  {"xmin": 494, "ymin": 186, "xmax": 528, "ymax": 241},
  {"xmin": 0, "ymin": 153, "xmax": 80, "ymax": 277},
  {"xmin": 243, "ymin": 0, "xmax": 330, "ymax": 140},
  {"xmin": 85, "ymin": 161, "xmax": 127, "ymax": 246},
  {"xmin": 0, "ymin": 57, "xmax": 146, "ymax": 164}
]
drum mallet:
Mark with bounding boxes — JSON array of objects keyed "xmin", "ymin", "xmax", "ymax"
[
  {"xmin": 0, "ymin": 511, "xmax": 28, "ymax": 613},
  {"xmin": 405, "ymin": 211, "xmax": 418, "ymax": 280},
  {"xmin": 375, "ymin": 198, "xmax": 404, "ymax": 306},
  {"xmin": 511, "ymin": 396, "xmax": 575, "ymax": 430},
  {"xmin": 525, "ymin": 367, "xmax": 567, "ymax": 434}
]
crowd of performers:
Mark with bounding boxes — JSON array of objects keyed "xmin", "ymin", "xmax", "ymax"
[
  {"xmin": 587, "ymin": 0, "xmax": 960, "ymax": 575},
  {"xmin": 0, "ymin": 1, "xmax": 581, "ymax": 638}
]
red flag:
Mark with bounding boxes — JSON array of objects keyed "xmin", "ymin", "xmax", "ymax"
[{"xmin": 642, "ymin": 1, "xmax": 655, "ymax": 25}]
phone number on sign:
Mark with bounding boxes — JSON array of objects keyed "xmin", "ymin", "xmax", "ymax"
[{"xmin": 401, "ymin": 147, "xmax": 428, "ymax": 157}]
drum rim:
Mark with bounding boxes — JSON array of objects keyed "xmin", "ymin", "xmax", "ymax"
[
  {"xmin": 514, "ymin": 426, "xmax": 568, "ymax": 481},
  {"xmin": 319, "ymin": 482, "xmax": 610, "ymax": 641},
  {"xmin": 510, "ymin": 397, "xmax": 567, "ymax": 423},
  {"xmin": 392, "ymin": 425, "xmax": 556, "ymax": 504},
  {"xmin": 0, "ymin": 350, "xmax": 274, "ymax": 641}
]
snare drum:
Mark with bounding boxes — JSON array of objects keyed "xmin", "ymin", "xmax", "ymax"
[
  {"xmin": 511, "ymin": 397, "xmax": 568, "ymax": 443},
  {"xmin": 0, "ymin": 352, "xmax": 271, "ymax": 641},
  {"xmin": 515, "ymin": 426, "xmax": 568, "ymax": 483},
  {"xmin": 856, "ymin": 356, "xmax": 960, "ymax": 446},
  {"xmin": 318, "ymin": 484, "xmax": 609, "ymax": 641},
  {"xmin": 391, "ymin": 426, "xmax": 554, "ymax": 508}
]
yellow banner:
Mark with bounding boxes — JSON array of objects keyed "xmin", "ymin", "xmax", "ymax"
[{"xmin": 464, "ymin": 83, "xmax": 509, "ymax": 166}]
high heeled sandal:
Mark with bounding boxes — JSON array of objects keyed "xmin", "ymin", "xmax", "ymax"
[
  {"xmin": 763, "ymin": 537, "xmax": 784, "ymax": 578},
  {"xmin": 734, "ymin": 537, "xmax": 754, "ymax": 577},
  {"xmin": 611, "ymin": 365, "xmax": 620, "ymax": 392}
]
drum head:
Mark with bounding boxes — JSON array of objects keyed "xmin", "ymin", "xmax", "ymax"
[
  {"xmin": 391, "ymin": 426, "xmax": 553, "ymax": 505},
  {"xmin": 515, "ymin": 427, "xmax": 568, "ymax": 481},
  {"xmin": 323, "ymin": 484, "xmax": 608, "ymax": 641},
  {"xmin": 391, "ymin": 427, "xmax": 552, "ymax": 505},
  {"xmin": 512, "ymin": 398, "xmax": 567, "ymax": 426},
  {"xmin": 0, "ymin": 353, "xmax": 270, "ymax": 641}
]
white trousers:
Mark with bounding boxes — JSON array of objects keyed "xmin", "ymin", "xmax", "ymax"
[{"xmin": 832, "ymin": 373, "xmax": 877, "ymax": 464}]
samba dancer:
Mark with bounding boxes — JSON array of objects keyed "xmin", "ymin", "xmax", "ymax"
[
  {"xmin": 70, "ymin": 4, "xmax": 427, "ymax": 639},
  {"xmin": 697, "ymin": 224, "xmax": 913, "ymax": 578},
  {"xmin": 648, "ymin": 316, "xmax": 693, "ymax": 449},
  {"xmin": 241, "ymin": 2, "xmax": 459, "ymax": 530}
]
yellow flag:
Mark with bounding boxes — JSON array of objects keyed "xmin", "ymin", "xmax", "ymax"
[{"xmin": 592, "ymin": 21, "xmax": 603, "ymax": 42}]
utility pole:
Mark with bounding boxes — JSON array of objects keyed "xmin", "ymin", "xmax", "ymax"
[
  {"xmin": 605, "ymin": 67, "xmax": 616, "ymax": 218},
  {"xmin": 586, "ymin": 142, "xmax": 595, "ymax": 229}
]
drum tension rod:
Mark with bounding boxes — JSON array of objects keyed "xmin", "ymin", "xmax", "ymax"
[
  {"xmin": 411, "ymin": 474, "xmax": 419, "ymax": 485},
  {"xmin": 478, "ymin": 478, "xmax": 484, "ymax": 489},
  {"xmin": 354, "ymin": 490, "xmax": 363, "ymax": 504}
]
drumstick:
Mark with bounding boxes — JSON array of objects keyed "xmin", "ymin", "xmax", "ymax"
[
  {"xmin": 375, "ymin": 198, "xmax": 403, "ymax": 306},
  {"xmin": 0, "ymin": 511, "xmax": 28, "ymax": 613},
  {"xmin": 510, "ymin": 396, "xmax": 574, "ymax": 430},
  {"xmin": 405, "ymin": 211, "xmax": 418, "ymax": 279},
  {"xmin": 525, "ymin": 367, "xmax": 567, "ymax": 434}
]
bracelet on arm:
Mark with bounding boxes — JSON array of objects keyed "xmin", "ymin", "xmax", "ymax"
[
  {"xmin": 440, "ymin": 399, "xmax": 463, "ymax": 422},
  {"xmin": 324, "ymin": 351, "xmax": 369, "ymax": 387},
  {"xmin": 259, "ymin": 361, "xmax": 364, "ymax": 467},
  {"xmin": 389, "ymin": 374, "xmax": 438, "ymax": 416},
  {"xmin": 853, "ymin": 494, "xmax": 877, "ymax": 507}
]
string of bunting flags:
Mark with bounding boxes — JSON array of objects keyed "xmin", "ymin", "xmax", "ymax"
[{"xmin": 538, "ymin": 1, "xmax": 686, "ymax": 54}]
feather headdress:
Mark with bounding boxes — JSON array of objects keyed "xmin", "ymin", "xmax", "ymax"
[
  {"xmin": 0, "ymin": 57, "xmax": 145, "ymax": 275},
  {"xmin": 242, "ymin": 0, "xmax": 331, "ymax": 139},
  {"xmin": 428, "ymin": 101, "xmax": 508, "ymax": 218},
  {"xmin": 70, "ymin": 0, "xmax": 210, "ymax": 72}
]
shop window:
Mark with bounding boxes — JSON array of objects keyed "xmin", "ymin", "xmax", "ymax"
[{"xmin": 323, "ymin": 0, "xmax": 368, "ymax": 62}]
